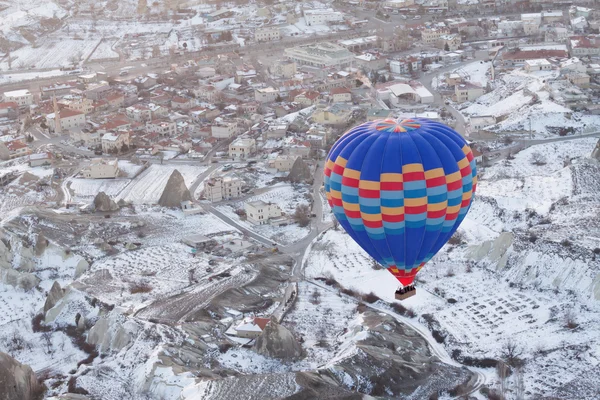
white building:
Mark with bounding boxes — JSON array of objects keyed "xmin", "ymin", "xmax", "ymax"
[
  {"xmin": 245, "ymin": 200, "xmax": 283, "ymax": 225},
  {"xmin": 47, "ymin": 109, "xmax": 86, "ymax": 133},
  {"xmin": 272, "ymin": 155, "xmax": 299, "ymax": 172},
  {"xmin": 383, "ymin": 83, "xmax": 435, "ymax": 106},
  {"xmin": 524, "ymin": 59, "xmax": 552, "ymax": 72},
  {"xmin": 81, "ymin": 158, "xmax": 119, "ymax": 179},
  {"xmin": 205, "ymin": 176, "xmax": 244, "ymax": 202},
  {"xmin": 3, "ymin": 89, "xmax": 33, "ymax": 107},
  {"xmin": 255, "ymin": 26, "xmax": 281, "ymax": 42},
  {"xmin": 469, "ymin": 115, "xmax": 496, "ymax": 130},
  {"xmin": 455, "ymin": 82, "xmax": 484, "ymax": 103},
  {"xmin": 211, "ymin": 121, "xmax": 239, "ymax": 138},
  {"xmin": 284, "ymin": 42, "xmax": 355, "ymax": 68},
  {"xmin": 146, "ymin": 120, "xmax": 177, "ymax": 136},
  {"xmin": 255, "ymin": 87, "xmax": 279, "ymax": 103},
  {"xmin": 303, "ymin": 9, "xmax": 344, "ymax": 26},
  {"xmin": 330, "ymin": 87, "xmax": 352, "ymax": 103},
  {"xmin": 229, "ymin": 138, "xmax": 256, "ymax": 159},
  {"xmin": 28, "ymin": 152, "xmax": 52, "ymax": 167},
  {"xmin": 101, "ymin": 131, "xmax": 130, "ymax": 153}
]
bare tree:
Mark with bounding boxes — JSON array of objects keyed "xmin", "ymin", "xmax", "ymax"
[
  {"xmin": 564, "ymin": 308, "xmax": 578, "ymax": 329},
  {"xmin": 332, "ymin": 218, "xmax": 339, "ymax": 231},
  {"xmin": 530, "ymin": 151, "xmax": 547, "ymax": 166},
  {"xmin": 501, "ymin": 339, "xmax": 524, "ymax": 368},
  {"xmin": 293, "ymin": 204, "xmax": 311, "ymax": 227},
  {"xmin": 41, "ymin": 332, "xmax": 53, "ymax": 354}
]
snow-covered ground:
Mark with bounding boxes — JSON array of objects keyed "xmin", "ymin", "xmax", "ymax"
[
  {"xmin": 1, "ymin": 38, "xmax": 100, "ymax": 70},
  {"xmin": 433, "ymin": 61, "xmax": 491, "ymax": 89},
  {"xmin": 68, "ymin": 178, "xmax": 131, "ymax": 202}
]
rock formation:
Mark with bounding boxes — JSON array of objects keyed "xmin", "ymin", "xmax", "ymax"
[
  {"xmin": 43, "ymin": 281, "xmax": 64, "ymax": 313},
  {"xmin": 93, "ymin": 192, "xmax": 119, "ymax": 212},
  {"xmin": 87, "ymin": 314, "xmax": 136, "ymax": 353},
  {"xmin": 0, "ymin": 351, "xmax": 43, "ymax": 400},
  {"xmin": 253, "ymin": 318, "xmax": 303, "ymax": 360},
  {"xmin": 158, "ymin": 169, "xmax": 192, "ymax": 208},
  {"xmin": 0, "ymin": 269, "xmax": 40, "ymax": 291},
  {"xmin": 287, "ymin": 157, "xmax": 312, "ymax": 183},
  {"xmin": 34, "ymin": 233, "xmax": 48, "ymax": 256}
]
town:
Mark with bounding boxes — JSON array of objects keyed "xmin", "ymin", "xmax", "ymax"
[{"xmin": 1, "ymin": 0, "xmax": 600, "ymax": 399}]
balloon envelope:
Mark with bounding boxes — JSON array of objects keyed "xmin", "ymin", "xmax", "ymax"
[{"xmin": 323, "ymin": 118, "xmax": 477, "ymax": 286}]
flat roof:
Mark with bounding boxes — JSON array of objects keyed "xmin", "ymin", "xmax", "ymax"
[{"xmin": 3, "ymin": 89, "xmax": 31, "ymax": 97}]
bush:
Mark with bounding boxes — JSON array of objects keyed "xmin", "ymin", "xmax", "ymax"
[
  {"xmin": 293, "ymin": 204, "xmax": 311, "ymax": 227},
  {"xmin": 391, "ymin": 302, "xmax": 416, "ymax": 318},
  {"xmin": 447, "ymin": 298, "xmax": 457, "ymax": 304},
  {"xmin": 130, "ymin": 282, "xmax": 153, "ymax": 294},
  {"xmin": 461, "ymin": 356, "xmax": 498, "ymax": 369},
  {"xmin": 445, "ymin": 267, "xmax": 455, "ymax": 277},
  {"xmin": 530, "ymin": 151, "xmax": 547, "ymax": 166},
  {"xmin": 340, "ymin": 288, "xmax": 357, "ymax": 297},
  {"xmin": 447, "ymin": 231, "xmax": 465, "ymax": 245},
  {"xmin": 362, "ymin": 292, "xmax": 380, "ymax": 304},
  {"xmin": 561, "ymin": 239, "xmax": 572, "ymax": 247},
  {"xmin": 32, "ymin": 314, "xmax": 51, "ymax": 333},
  {"xmin": 432, "ymin": 330, "xmax": 445, "ymax": 343},
  {"xmin": 529, "ymin": 233, "xmax": 538, "ymax": 243},
  {"xmin": 593, "ymin": 248, "xmax": 600, "ymax": 255},
  {"xmin": 67, "ymin": 377, "xmax": 89, "ymax": 395}
]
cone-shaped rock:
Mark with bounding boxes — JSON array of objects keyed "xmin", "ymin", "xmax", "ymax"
[
  {"xmin": 158, "ymin": 169, "xmax": 192, "ymax": 208},
  {"xmin": 253, "ymin": 318, "xmax": 303, "ymax": 360},
  {"xmin": 93, "ymin": 192, "xmax": 119, "ymax": 212},
  {"xmin": 288, "ymin": 157, "xmax": 312, "ymax": 183},
  {"xmin": 0, "ymin": 351, "xmax": 43, "ymax": 400},
  {"xmin": 44, "ymin": 281, "xmax": 64, "ymax": 313}
]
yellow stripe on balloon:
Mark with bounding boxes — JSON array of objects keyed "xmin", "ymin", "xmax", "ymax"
[
  {"xmin": 380, "ymin": 206, "xmax": 405, "ymax": 215},
  {"xmin": 462, "ymin": 191, "xmax": 473, "ymax": 200},
  {"xmin": 359, "ymin": 180, "xmax": 380, "ymax": 190},
  {"xmin": 330, "ymin": 189, "xmax": 341, "ymax": 199},
  {"xmin": 342, "ymin": 202, "xmax": 360, "ymax": 211},
  {"xmin": 343, "ymin": 168, "xmax": 361, "ymax": 179},
  {"xmin": 425, "ymin": 168, "xmax": 445, "ymax": 179},
  {"xmin": 361, "ymin": 213, "xmax": 382, "ymax": 221},
  {"xmin": 402, "ymin": 163, "xmax": 424, "ymax": 173},
  {"xmin": 404, "ymin": 197, "xmax": 427, "ymax": 206},
  {"xmin": 335, "ymin": 156, "xmax": 347, "ymax": 167},
  {"xmin": 427, "ymin": 202, "xmax": 448, "ymax": 211},
  {"xmin": 461, "ymin": 145, "xmax": 471, "ymax": 155},
  {"xmin": 457, "ymin": 157, "xmax": 470, "ymax": 169},
  {"xmin": 445, "ymin": 171, "xmax": 462, "ymax": 182},
  {"xmin": 380, "ymin": 173, "xmax": 403, "ymax": 182},
  {"xmin": 447, "ymin": 205, "xmax": 461, "ymax": 213}
]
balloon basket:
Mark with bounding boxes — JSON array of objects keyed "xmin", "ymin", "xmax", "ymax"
[{"xmin": 395, "ymin": 287, "xmax": 416, "ymax": 301}]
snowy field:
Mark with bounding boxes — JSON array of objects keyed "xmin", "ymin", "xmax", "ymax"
[
  {"xmin": 68, "ymin": 178, "xmax": 131, "ymax": 202},
  {"xmin": 88, "ymin": 39, "xmax": 119, "ymax": 61},
  {"xmin": 0, "ymin": 69, "xmax": 69, "ymax": 85},
  {"xmin": 116, "ymin": 164, "xmax": 207, "ymax": 204},
  {"xmin": 1, "ymin": 39, "xmax": 100, "ymax": 70},
  {"xmin": 433, "ymin": 61, "xmax": 491, "ymax": 89}
]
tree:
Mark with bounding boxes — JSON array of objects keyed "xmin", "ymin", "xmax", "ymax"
[
  {"xmin": 501, "ymin": 339, "xmax": 524, "ymax": 368},
  {"xmin": 26, "ymin": 134, "xmax": 34, "ymax": 143},
  {"xmin": 182, "ymin": 42, "xmax": 187, "ymax": 50},
  {"xmin": 41, "ymin": 331, "xmax": 53, "ymax": 354},
  {"xmin": 332, "ymin": 218, "xmax": 339, "ymax": 231},
  {"xmin": 530, "ymin": 151, "xmax": 547, "ymax": 166},
  {"xmin": 293, "ymin": 204, "xmax": 311, "ymax": 227},
  {"xmin": 444, "ymin": 42, "xmax": 450, "ymax": 51},
  {"xmin": 152, "ymin": 45, "xmax": 161, "ymax": 58}
]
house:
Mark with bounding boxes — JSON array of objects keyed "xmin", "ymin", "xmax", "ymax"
[
  {"xmin": 455, "ymin": 82, "xmax": 484, "ymax": 103},
  {"xmin": 469, "ymin": 115, "xmax": 496, "ymax": 130},
  {"xmin": 384, "ymin": 83, "xmax": 435, "ymax": 105},
  {"xmin": 101, "ymin": 131, "xmax": 130, "ymax": 153},
  {"xmin": 81, "ymin": 158, "xmax": 119, "ymax": 179},
  {"xmin": 255, "ymin": 26, "xmax": 280, "ymax": 42},
  {"xmin": 303, "ymin": 9, "xmax": 343, "ymax": 26},
  {"xmin": 568, "ymin": 72, "xmax": 591, "ymax": 88},
  {"xmin": 312, "ymin": 104, "xmax": 353, "ymax": 125},
  {"xmin": 40, "ymin": 82, "xmax": 78, "ymax": 99},
  {"xmin": 126, "ymin": 104, "xmax": 153, "ymax": 122},
  {"xmin": 245, "ymin": 201, "xmax": 283, "ymax": 225},
  {"xmin": 0, "ymin": 102, "xmax": 19, "ymax": 120},
  {"xmin": 272, "ymin": 155, "xmax": 299, "ymax": 172},
  {"xmin": 291, "ymin": 90, "xmax": 320, "ymax": 106},
  {"xmin": 233, "ymin": 317, "xmax": 271, "ymax": 339},
  {"xmin": 28, "ymin": 152, "xmax": 52, "ymax": 167},
  {"xmin": 193, "ymin": 85, "xmax": 220, "ymax": 102},
  {"xmin": 106, "ymin": 93, "xmax": 125, "ymax": 109},
  {"xmin": 271, "ymin": 60, "xmax": 297, "ymax": 78},
  {"xmin": 67, "ymin": 98, "xmax": 94, "ymax": 115},
  {"xmin": 146, "ymin": 119, "xmax": 177, "ymax": 136},
  {"xmin": 472, "ymin": 148, "xmax": 483, "ymax": 164},
  {"xmin": 502, "ymin": 48, "xmax": 570, "ymax": 66},
  {"xmin": 330, "ymin": 87, "xmax": 352, "ymax": 103},
  {"xmin": 84, "ymin": 82, "xmax": 111, "ymax": 100},
  {"xmin": 47, "ymin": 108, "xmax": 86, "ymax": 133},
  {"xmin": 197, "ymin": 67, "xmax": 216, "ymax": 78},
  {"xmin": 255, "ymin": 87, "xmax": 279, "ymax": 103},
  {"xmin": 181, "ymin": 234, "xmax": 217, "ymax": 249},
  {"xmin": 524, "ymin": 59, "xmax": 552, "ymax": 72},
  {"xmin": 264, "ymin": 124, "xmax": 288, "ymax": 139},
  {"xmin": 171, "ymin": 96, "xmax": 194, "ymax": 110},
  {"xmin": 205, "ymin": 176, "xmax": 243, "ymax": 202},
  {"xmin": 437, "ymin": 34, "xmax": 461, "ymax": 51},
  {"xmin": 133, "ymin": 74, "xmax": 157, "ymax": 89},
  {"xmin": 421, "ymin": 28, "xmax": 450, "ymax": 46},
  {"xmin": 284, "ymin": 140, "xmax": 311, "ymax": 159},
  {"xmin": 205, "ymin": 9, "xmax": 233, "ymax": 22},
  {"xmin": 211, "ymin": 121, "xmax": 239, "ymax": 138},
  {"xmin": 354, "ymin": 52, "xmax": 387, "ymax": 72},
  {"xmin": 0, "ymin": 140, "xmax": 30, "ymax": 160},
  {"xmin": 3, "ymin": 89, "xmax": 33, "ymax": 107},
  {"xmin": 569, "ymin": 35, "xmax": 600, "ymax": 57},
  {"xmin": 229, "ymin": 138, "xmax": 256, "ymax": 159}
]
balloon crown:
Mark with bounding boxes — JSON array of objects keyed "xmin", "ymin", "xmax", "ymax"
[{"xmin": 374, "ymin": 118, "xmax": 421, "ymax": 133}]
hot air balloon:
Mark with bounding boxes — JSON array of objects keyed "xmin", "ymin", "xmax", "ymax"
[{"xmin": 323, "ymin": 118, "xmax": 477, "ymax": 300}]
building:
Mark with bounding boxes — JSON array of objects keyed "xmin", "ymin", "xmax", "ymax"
[
  {"xmin": 245, "ymin": 200, "xmax": 283, "ymax": 225},
  {"xmin": 205, "ymin": 9, "xmax": 233, "ymax": 22},
  {"xmin": 101, "ymin": 131, "xmax": 130, "ymax": 153},
  {"xmin": 81, "ymin": 158, "xmax": 119, "ymax": 179},
  {"xmin": 264, "ymin": 124, "xmax": 288, "ymax": 139},
  {"xmin": 303, "ymin": 9, "xmax": 344, "ymax": 26},
  {"xmin": 354, "ymin": 53, "xmax": 387, "ymax": 72},
  {"xmin": 272, "ymin": 155, "xmax": 299, "ymax": 172},
  {"xmin": 211, "ymin": 121, "xmax": 239, "ymax": 138},
  {"xmin": 205, "ymin": 176, "xmax": 243, "ymax": 202},
  {"xmin": 67, "ymin": 98, "xmax": 94, "ymax": 115},
  {"xmin": 502, "ymin": 48, "xmax": 569, "ymax": 66},
  {"xmin": 0, "ymin": 140, "xmax": 31, "ymax": 160},
  {"xmin": 0, "ymin": 102, "xmax": 19, "ymax": 120},
  {"xmin": 568, "ymin": 72, "xmax": 591, "ymax": 88},
  {"xmin": 255, "ymin": 87, "xmax": 279, "ymax": 103},
  {"xmin": 146, "ymin": 120, "xmax": 177, "ymax": 136},
  {"xmin": 421, "ymin": 28, "xmax": 450, "ymax": 46},
  {"xmin": 271, "ymin": 60, "xmax": 297, "ymax": 78},
  {"xmin": 40, "ymin": 82, "xmax": 78, "ymax": 99},
  {"xmin": 524, "ymin": 59, "xmax": 552, "ymax": 72},
  {"xmin": 469, "ymin": 115, "xmax": 496, "ymax": 130},
  {"xmin": 126, "ymin": 104, "xmax": 153, "ymax": 122},
  {"xmin": 312, "ymin": 103, "xmax": 353, "ymax": 125},
  {"xmin": 229, "ymin": 138, "xmax": 256, "ymax": 159},
  {"xmin": 171, "ymin": 96, "xmax": 194, "ymax": 110},
  {"xmin": 381, "ymin": 83, "xmax": 435, "ymax": 105},
  {"xmin": 569, "ymin": 36, "xmax": 600, "ymax": 57},
  {"xmin": 290, "ymin": 90, "xmax": 320, "ymax": 106},
  {"xmin": 330, "ymin": 87, "xmax": 352, "ymax": 103},
  {"xmin": 455, "ymin": 82, "xmax": 484, "ymax": 103},
  {"xmin": 28, "ymin": 152, "xmax": 52, "ymax": 167},
  {"xmin": 284, "ymin": 42, "xmax": 355, "ymax": 68},
  {"xmin": 47, "ymin": 108, "xmax": 86, "ymax": 133},
  {"xmin": 255, "ymin": 26, "xmax": 281, "ymax": 42},
  {"xmin": 233, "ymin": 317, "xmax": 271, "ymax": 339},
  {"xmin": 3, "ymin": 89, "xmax": 33, "ymax": 107},
  {"xmin": 437, "ymin": 34, "xmax": 462, "ymax": 51}
]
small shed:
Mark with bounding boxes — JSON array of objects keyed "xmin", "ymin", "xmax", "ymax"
[{"xmin": 181, "ymin": 234, "xmax": 217, "ymax": 250}]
